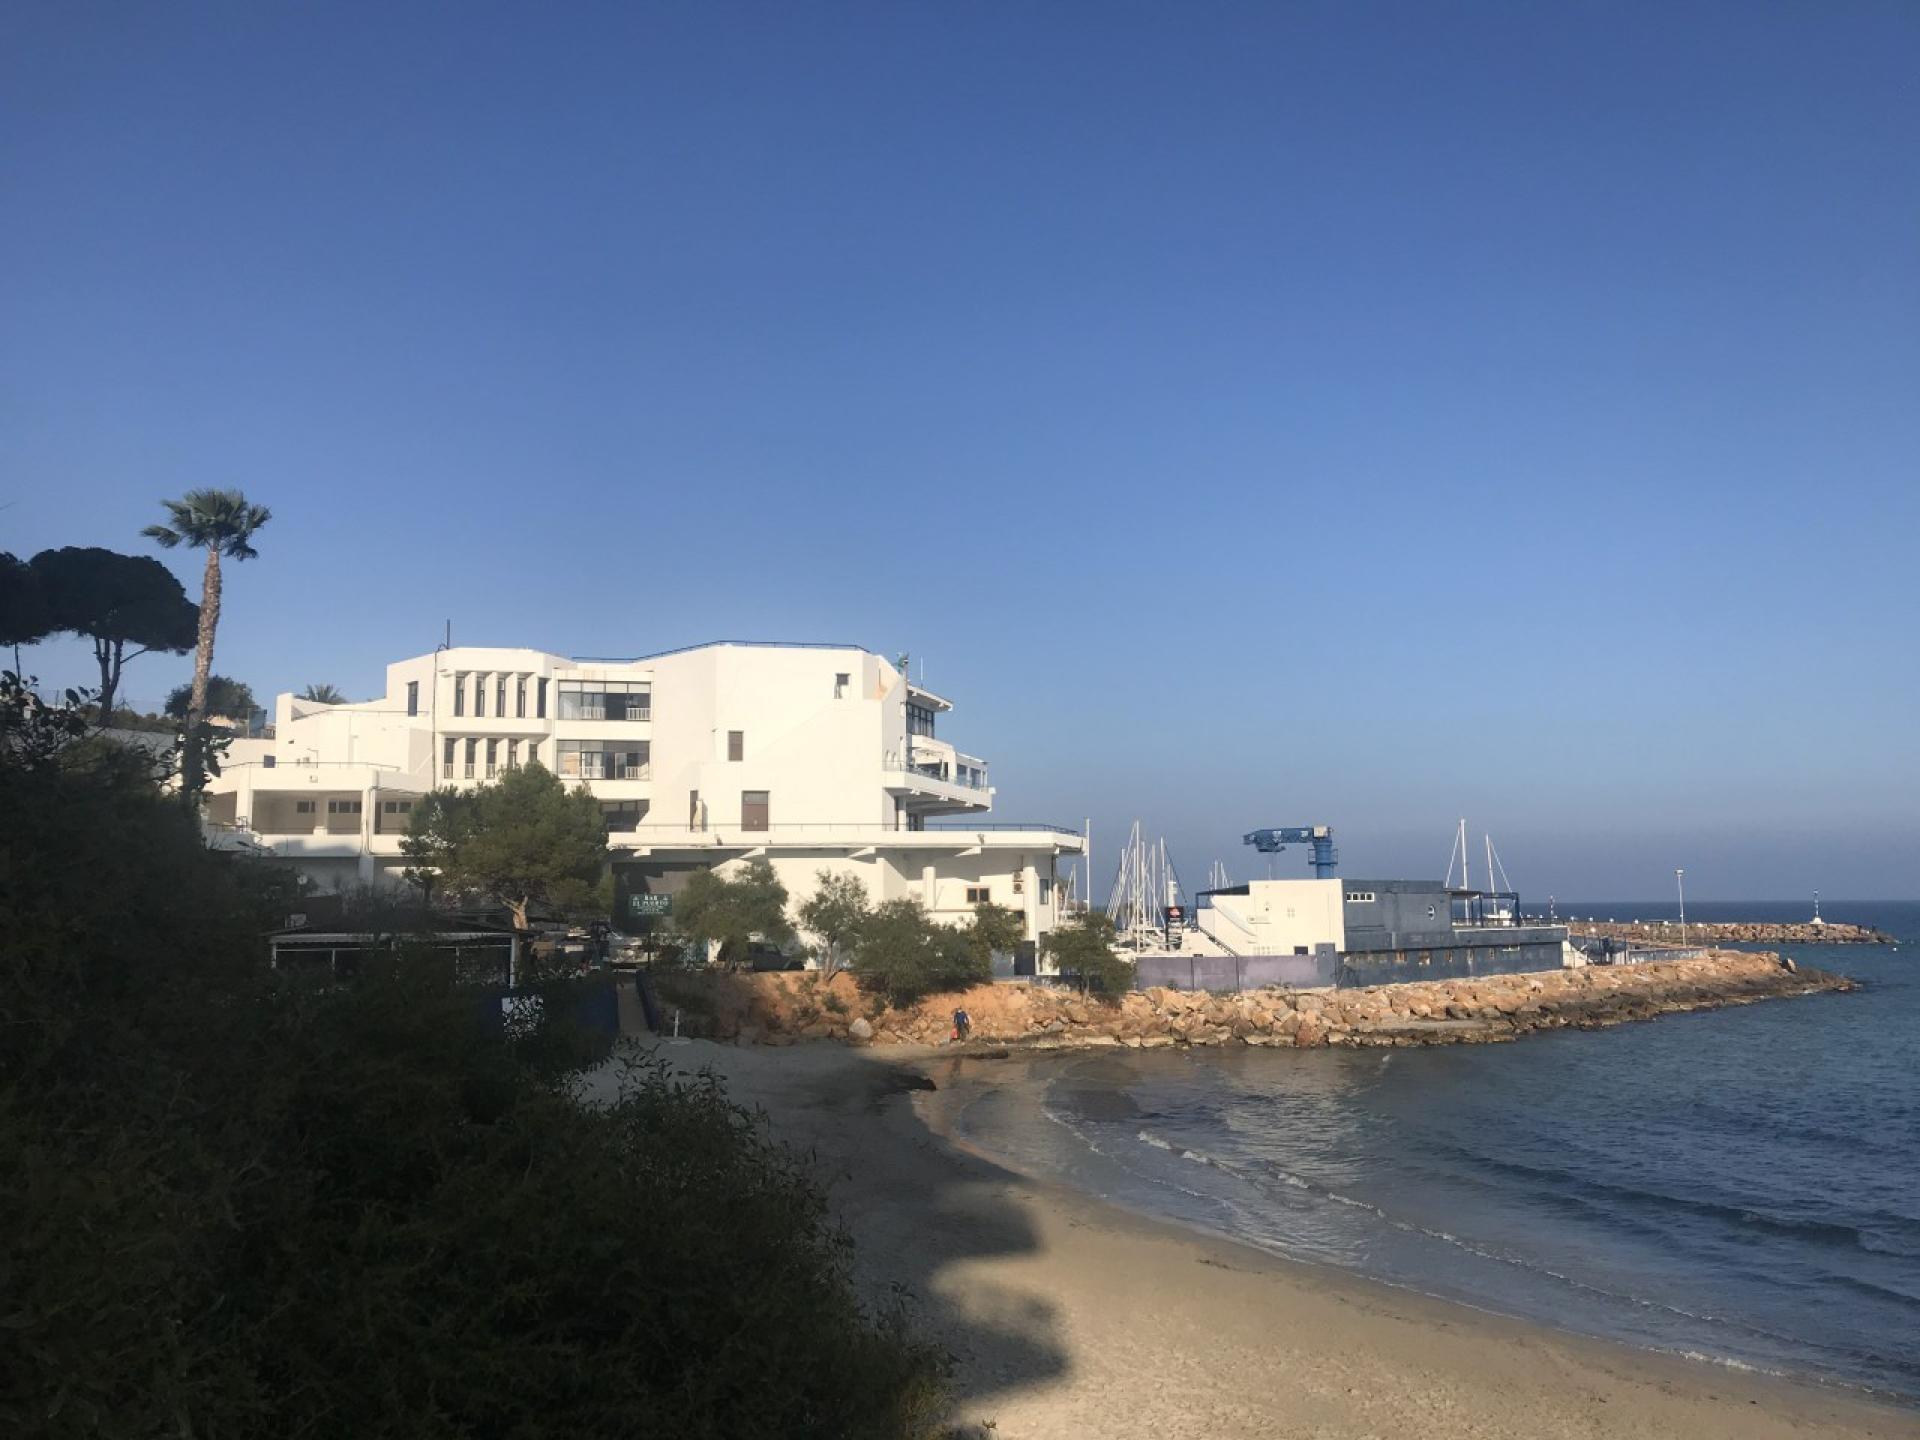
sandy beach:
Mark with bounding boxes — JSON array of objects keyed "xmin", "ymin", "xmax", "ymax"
[{"xmin": 587, "ymin": 1039, "xmax": 1920, "ymax": 1439}]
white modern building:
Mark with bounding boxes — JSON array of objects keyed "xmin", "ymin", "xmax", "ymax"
[{"xmin": 206, "ymin": 641, "xmax": 1085, "ymax": 952}]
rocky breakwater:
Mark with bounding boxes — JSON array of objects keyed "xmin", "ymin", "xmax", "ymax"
[
  {"xmin": 671, "ymin": 952, "xmax": 1853, "ymax": 1050},
  {"xmin": 1570, "ymin": 920, "xmax": 1892, "ymax": 946}
]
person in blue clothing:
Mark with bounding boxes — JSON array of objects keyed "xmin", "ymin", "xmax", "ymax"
[{"xmin": 951, "ymin": 1007, "xmax": 972, "ymax": 1043}]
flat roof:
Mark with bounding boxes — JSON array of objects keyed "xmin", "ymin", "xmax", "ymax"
[{"xmin": 573, "ymin": 639, "xmax": 874, "ymax": 664}]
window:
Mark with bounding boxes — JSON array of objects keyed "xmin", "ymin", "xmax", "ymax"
[
  {"xmin": 556, "ymin": 740, "xmax": 649, "ymax": 780},
  {"xmin": 1294, "ymin": 946, "xmax": 1308, "ymax": 956},
  {"xmin": 741, "ymin": 790, "xmax": 769, "ymax": 832},
  {"xmin": 525, "ymin": 740, "xmax": 539, "ymax": 768},
  {"xmin": 486, "ymin": 738, "xmax": 498, "ymax": 778},
  {"xmin": 464, "ymin": 738, "xmax": 477, "ymax": 780},
  {"xmin": 557, "ymin": 680, "xmax": 650, "ymax": 721},
  {"xmin": 1346, "ymin": 891, "xmax": 1376, "ymax": 904},
  {"xmin": 965, "ymin": 886, "xmax": 990, "ymax": 905},
  {"xmin": 1039, "ymin": 878, "xmax": 1053, "ymax": 905},
  {"xmin": 834, "ymin": 672, "xmax": 850, "ymax": 699},
  {"xmin": 444, "ymin": 738, "xmax": 456, "ymax": 779},
  {"xmin": 453, "ymin": 673, "xmax": 466, "ymax": 717},
  {"xmin": 601, "ymin": 800, "xmax": 650, "ymax": 833},
  {"xmin": 474, "ymin": 674, "xmax": 486, "ymax": 718},
  {"xmin": 495, "ymin": 678, "xmax": 506, "ymax": 715},
  {"xmin": 295, "ymin": 799, "xmax": 316, "ymax": 814},
  {"xmin": 262, "ymin": 754, "xmax": 275, "ymax": 768},
  {"xmin": 381, "ymin": 800, "xmax": 413, "ymax": 815},
  {"xmin": 537, "ymin": 677, "xmax": 548, "ymax": 719},
  {"xmin": 688, "ymin": 790, "xmax": 701, "ymax": 829},
  {"xmin": 506, "ymin": 739, "xmax": 519, "ymax": 771},
  {"xmin": 906, "ymin": 702, "xmax": 936, "ymax": 738},
  {"xmin": 406, "ymin": 680, "xmax": 419, "ymax": 717},
  {"xmin": 327, "ymin": 799, "xmax": 362, "ymax": 815},
  {"xmin": 516, "ymin": 677, "xmax": 526, "ymax": 718},
  {"xmin": 727, "ymin": 730, "xmax": 743, "ymax": 762}
]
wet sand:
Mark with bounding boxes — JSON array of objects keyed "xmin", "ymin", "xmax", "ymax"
[{"xmin": 587, "ymin": 1039, "xmax": 1920, "ymax": 1439}]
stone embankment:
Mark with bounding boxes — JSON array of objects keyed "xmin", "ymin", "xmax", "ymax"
[
  {"xmin": 655, "ymin": 952, "xmax": 1853, "ymax": 1052},
  {"xmin": 1569, "ymin": 920, "xmax": 1891, "ymax": 946}
]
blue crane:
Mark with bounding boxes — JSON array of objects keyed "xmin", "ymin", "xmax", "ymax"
[{"xmin": 1242, "ymin": 825, "xmax": 1339, "ymax": 878}]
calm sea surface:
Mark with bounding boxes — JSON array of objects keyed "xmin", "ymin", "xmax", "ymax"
[{"xmin": 941, "ymin": 901, "xmax": 1920, "ymax": 1399}]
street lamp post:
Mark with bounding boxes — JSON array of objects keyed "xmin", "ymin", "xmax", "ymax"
[{"xmin": 1676, "ymin": 868, "xmax": 1687, "ymax": 948}]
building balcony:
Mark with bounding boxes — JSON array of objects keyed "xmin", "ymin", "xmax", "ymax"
[
  {"xmin": 218, "ymin": 759, "xmax": 416, "ymax": 792},
  {"xmin": 607, "ymin": 821, "xmax": 1082, "ymax": 855},
  {"xmin": 883, "ymin": 767, "xmax": 994, "ymax": 811}
]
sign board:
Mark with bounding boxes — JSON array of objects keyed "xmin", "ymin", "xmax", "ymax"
[{"xmin": 628, "ymin": 893, "xmax": 673, "ymax": 918}]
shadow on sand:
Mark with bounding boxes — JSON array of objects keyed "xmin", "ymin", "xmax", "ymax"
[{"xmin": 595, "ymin": 1035, "xmax": 1071, "ymax": 1423}]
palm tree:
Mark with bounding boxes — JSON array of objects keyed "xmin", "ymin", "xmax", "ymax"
[
  {"xmin": 143, "ymin": 490, "xmax": 271, "ymax": 793},
  {"xmin": 301, "ymin": 683, "xmax": 347, "ymax": 704}
]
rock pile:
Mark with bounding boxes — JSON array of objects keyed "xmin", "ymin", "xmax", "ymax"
[
  {"xmin": 665, "ymin": 952, "xmax": 1853, "ymax": 1051},
  {"xmin": 1569, "ymin": 920, "xmax": 1890, "ymax": 946}
]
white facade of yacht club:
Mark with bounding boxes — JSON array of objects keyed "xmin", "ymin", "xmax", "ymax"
[{"xmin": 205, "ymin": 641, "xmax": 1085, "ymax": 947}]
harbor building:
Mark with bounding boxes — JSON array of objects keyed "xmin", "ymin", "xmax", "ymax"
[
  {"xmin": 1174, "ymin": 876, "xmax": 1570, "ymax": 988},
  {"xmin": 205, "ymin": 641, "xmax": 1085, "ymax": 949}
]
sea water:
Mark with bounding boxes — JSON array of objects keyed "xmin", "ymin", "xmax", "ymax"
[{"xmin": 941, "ymin": 901, "xmax": 1920, "ymax": 1400}]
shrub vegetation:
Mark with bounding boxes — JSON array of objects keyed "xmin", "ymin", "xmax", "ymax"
[
  {"xmin": 1, "ymin": 676, "xmax": 948, "ymax": 1438},
  {"xmin": 1041, "ymin": 910, "xmax": 1134, "ymax": 997},
  {"xmin": 853, "ymin": 897, "xmax": 991, "ymax": 1007}
]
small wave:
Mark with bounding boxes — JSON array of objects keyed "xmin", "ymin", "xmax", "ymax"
[
  {"xmin": 1129, "ymin": 1127, "xmax": 1882, "ymax": 1358},
  {"xmin": 1431, "ymin": 1147, "xmax": 1914, "ymax": 1257},
  {"xmin": 1826, "ymin": 1273, "xmax": 1920, "ymax": 1310}
]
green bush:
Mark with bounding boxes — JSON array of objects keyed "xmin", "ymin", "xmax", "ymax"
[
  {"xmin": 0, "ymin": 685, "xmax": 949, "ymax": 1438},
  {"xmin": 1042, "ymin": 910, "xmax": 1135, "ymax": 998},
  {"xmin": 854, "ymin": 897, "xmax": 990, "ymax": 1007}
]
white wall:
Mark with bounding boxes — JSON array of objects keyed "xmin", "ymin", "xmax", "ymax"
[
  {"xmin": 1201, "ymin": 879, "xmax": 1346, "ymax": 954},
  {"xmin": 205, "ymin": 642, "xmax": 1070, "ymax": 931}
]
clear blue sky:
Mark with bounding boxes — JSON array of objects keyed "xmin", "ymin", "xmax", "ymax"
[{"xmin": 4, "ymin": 2, "xmax": 1915, "ymax": 900}]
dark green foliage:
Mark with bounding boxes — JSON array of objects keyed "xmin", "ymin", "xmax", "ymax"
[
  {"xmin": 27, "ymin": 546, "xmax": 198, "ymax": 715},
  {"xmin": 853, "ymin": 897, "xmax": 991, "ymax": 1007},
  {"xmin": 141, "ymin": 489, "xmax": 273, "ymax": 563},
  {"xmin": 1041, "ymin": 910, "xmax": 1134, "ymax": 998},
  {"xmin": 797, "ymin": 867, "xmax": 870, "ymax": 976},
  {"xmin": 403, "ymin": 763, "xmax": 610, "ymax": 929},
  {"xmin": 1, "ymin": 684, "xmax": 949, "ymax": 1439},
  {"xmin": 676, "ymin": 858, "xmax": 794, "ymax": 965},
  {"xmin": 299, "ymin": 681, "xmax": 347, "ymax": 703},
  {"xmin": 0, "ymin": 552, "xmax": 53, "ymax": 648},
  {"xmin": 965, "ymin": 900, "xmax": 1026, "ymax": 969},
  {"xmin": 164, "ymin": 673, "xmax": 255, "ymax": 720}
]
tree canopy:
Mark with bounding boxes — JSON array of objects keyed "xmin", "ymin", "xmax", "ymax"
[
  {"xmin": 852, "ymin": 898, "xmax": 990, "ymax": 1007},
  {"xmin": 141, "ymin": 489, "xmax": 273, "ymax": 562},
  {"xmin": 675, "ymin": 859, "xmax": 794, "ymax": 965},
  {"xmin": 27, "ymin": 547, "xmax": 198, "ymax": 715},
  {"xmin": 165, "ymin": 675, "xmax": 256, "ymax": 721},
  {"xmin": 1041, "ymin": 910, "xmax": 1133, "ymax": 998},
  {"xmin": 797, "ymin": 868, "xmax": 870, "ymax": 977},
  {"xmin": 964, "ymin": 900, "xmax": 1026, "ymax": 970},
  {"xmin": 0, "ymin": 552, "xmax": 52, "ymax": 650},
  {"xmin": 403, "ymin": 763, "xmax": 609, "ymax": 930},
  {"xmin": 300, "ymin": 683, "xmax": 347, "ymax": 704}
]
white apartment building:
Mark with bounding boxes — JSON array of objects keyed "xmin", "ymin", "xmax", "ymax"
[{"xmin": 207, "ymin": 641, "xmax": 1084, "ymax": 951}]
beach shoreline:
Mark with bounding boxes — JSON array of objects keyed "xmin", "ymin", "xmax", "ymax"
[{"xmin": 591, "ymin": 1038, "xmax": 1920, "ymax": 1439}]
